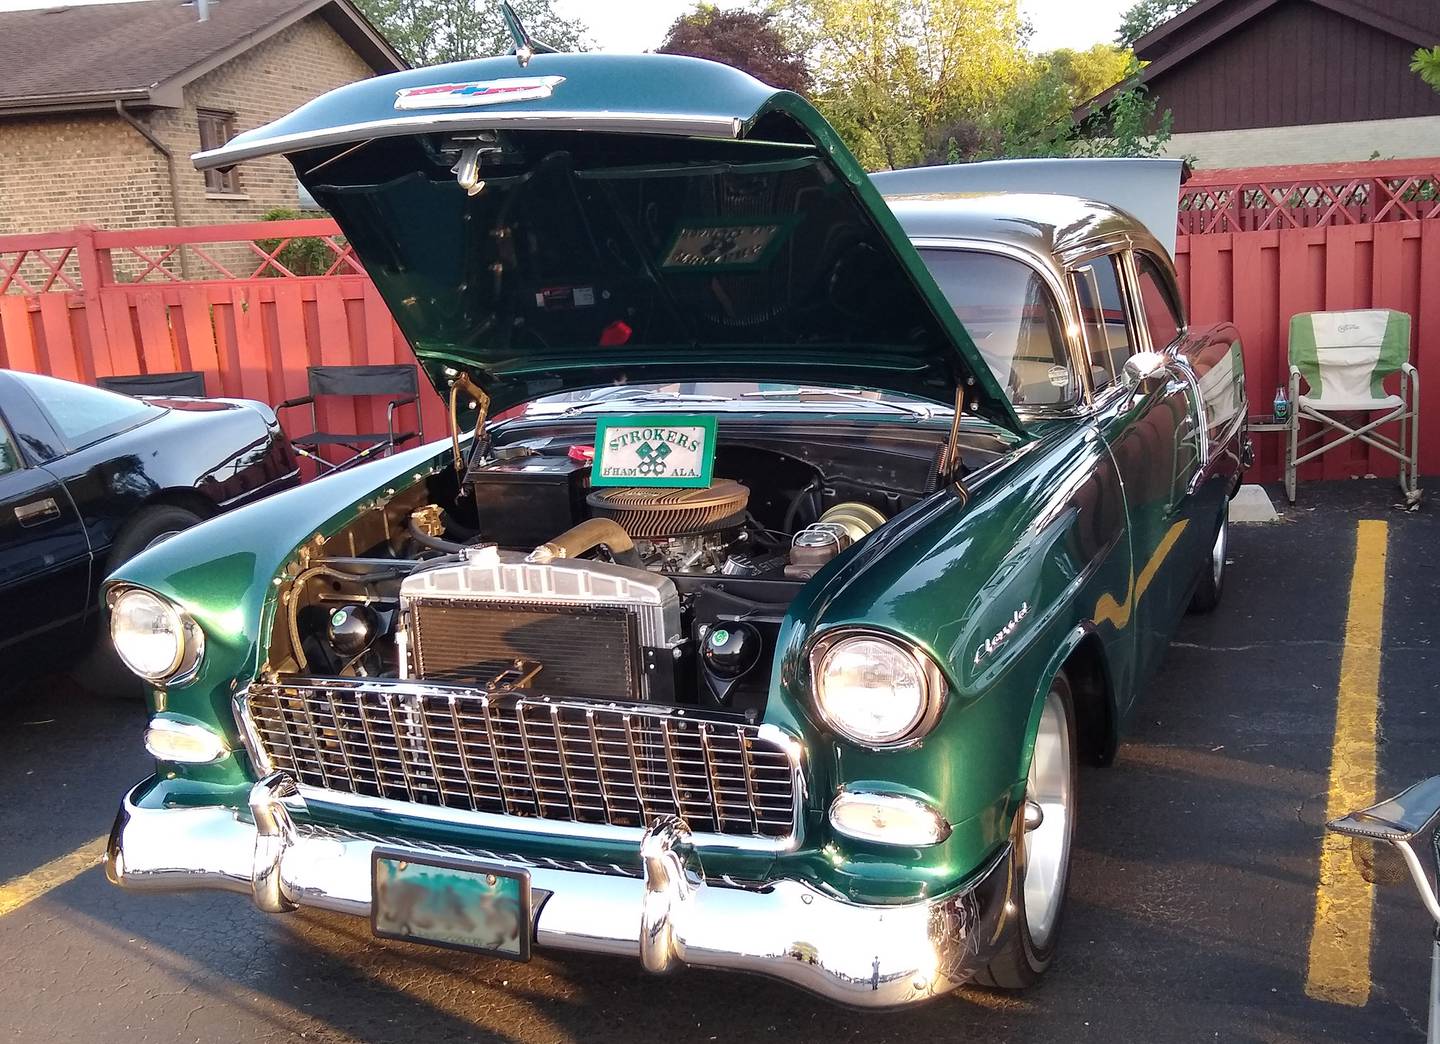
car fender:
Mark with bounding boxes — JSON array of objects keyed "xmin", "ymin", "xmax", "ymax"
[{"xmin": 770, "ymin": 420, "xmax": 1132, "ymax": 882}]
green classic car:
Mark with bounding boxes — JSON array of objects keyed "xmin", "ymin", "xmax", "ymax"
[{"xmin": 103, "ymin": 50, "xmax": 1249, "ymax": 1007}]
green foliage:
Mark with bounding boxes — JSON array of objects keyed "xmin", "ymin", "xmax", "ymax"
[
  {"xmin": 255, "ymin": 209, "xmax": 334, "ymax": 278},
  {"xmin": 981, "ymin": 43, "xmax": 1133, "ymax": 159},
  {"xmin": 658, "ymin": 5, "xmax": 812, "ymax": 94},
  {"xmin": 1115, "ymin": 0, "xmax": 1195, "ymax": 47},
  {"xmin": 354, "ymin": 0, "xmax": 586, "ymax": 67},
  {"xmin": 781, "ymin": 0, "xmax": 1031, "ymax": 170},
  {"xmin": 1070, "ymin": 57, "xmax": 1174, "ymax": 158},
  {"xmin": 1413, "ymin": 46, "xmax": 1440, "ymax": 93}
]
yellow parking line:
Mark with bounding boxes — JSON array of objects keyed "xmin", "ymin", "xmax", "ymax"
[
  {"xmin": 0, "ymin": 835, "xmax": 108, "ymax": 918},
  {"xmin": 1305, "ymin": 519, "xmax": 1387, "ymax": 1006}
]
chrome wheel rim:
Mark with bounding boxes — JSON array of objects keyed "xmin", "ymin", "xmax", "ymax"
[
  {"xmin": 1023, "ymin": 688, "xmax": 1073, "ymax": 949},
  {"xmin": 1211, "ymin": 505, "xmax": 1228, "ymax": 587}
]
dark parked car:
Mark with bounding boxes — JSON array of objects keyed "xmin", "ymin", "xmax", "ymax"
[{"xmin": 0, "ymin": 369, "xmax": 298, "ymax": 681}]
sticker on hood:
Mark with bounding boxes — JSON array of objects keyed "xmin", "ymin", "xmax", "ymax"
[{"xmin": 394, "ymin": 76, "xmax": 565, "ymax": 110}]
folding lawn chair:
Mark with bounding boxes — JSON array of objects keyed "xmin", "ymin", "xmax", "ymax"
[
  {"xmin": 1285, "ymin": 309, "xmax": 1420, "ymax": 506},
  {"xmin": 98, "ymin": 371, "xmax": 207, "ymax": 397},
  {"xmin": 279, "ymin": 364, "xmax": 423, "ymax": 476}
]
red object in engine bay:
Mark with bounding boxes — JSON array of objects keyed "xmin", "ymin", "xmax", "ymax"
[{"xmin": 568, "ymin": 444, "xmax": 595, "ymax": 464}]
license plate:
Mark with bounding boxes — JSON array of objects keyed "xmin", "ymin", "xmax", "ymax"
[{"xmin": 371, "ymin": 850, "xmax": 531, "ymax": 961}]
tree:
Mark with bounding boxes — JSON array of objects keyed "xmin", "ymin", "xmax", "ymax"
[
  {"xmin": 782, "ymin": 0, "xmax": 1031, "ymax": 170},
  {"xmin": 356, "ymin": 0, "xmax": 587, "ymax": 67},
  {"xmin": 1115, "ymin": 0, "xmax": 1195, "ymax": 47},
  {"xmin": 658, "ymin": 5, "xmax": 812, "ymax": 94},
  {"xmin": 983, "ymin": 43, "xmax": 1132, "ymax": 158},
  {"xmin": 1069, "ymin": 57, "xmax": 1174, "ymax": 158},
  {"xmin": 1414, "ymin": 46, "xmax": 1440, "ymax": 92}
]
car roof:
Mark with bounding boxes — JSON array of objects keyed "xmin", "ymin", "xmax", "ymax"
[{"xmin": 884, "ymin": 191, "xmax": 1171, "ymax": 269}]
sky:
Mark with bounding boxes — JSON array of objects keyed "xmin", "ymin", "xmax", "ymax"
[{"xmin": 0, "ymin": 0, "xmax": 1135, "ymax": 53}]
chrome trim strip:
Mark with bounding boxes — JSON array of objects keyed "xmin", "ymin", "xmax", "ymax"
[
  {"xmin": 233, "ymin": 678, "xmax": 806, "ymax": 854},
  {"xmin": 194, "ymin": 111, "xmax": 746, "ymax": 169}
]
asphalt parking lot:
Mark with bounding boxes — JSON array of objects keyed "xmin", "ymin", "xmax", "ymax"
[{"xmin": 1, "ymin": 480, "xmax": 1435, "ymax": 1044}]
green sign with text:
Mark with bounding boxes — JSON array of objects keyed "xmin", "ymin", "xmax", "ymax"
[{"xmin": 591, "ymin": 414, "xmax": 717, "ymax": 488}]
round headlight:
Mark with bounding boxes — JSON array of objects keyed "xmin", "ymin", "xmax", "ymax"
[
  {"xmin": 110, "ymin": 588, "xmax": 202, "ymax": 682},
  {"xmin": 811, "ymin": 633, "xmax": 944, "ymax": 747}
]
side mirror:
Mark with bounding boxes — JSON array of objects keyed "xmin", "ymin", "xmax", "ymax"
[
  {"xmin": 1328, "ymin": 775, "xmax": 1440, "ymax": 925},
  {"xmin": 1122, "ymin": 351, "xmax": 1170, "ymax": 395}
]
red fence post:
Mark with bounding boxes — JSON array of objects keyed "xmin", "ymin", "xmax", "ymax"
[{"xmin": 73, "ymin": 224, "xmax": 114, "ymax": 377}]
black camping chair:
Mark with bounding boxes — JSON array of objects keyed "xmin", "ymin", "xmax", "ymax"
[
  {"xmin": 98, "ymin": 371, "xmax": 207, "ymax": 397},
  {"xmin": 279, "ymin": 364, "xmax": 423, "ymax": 476}
]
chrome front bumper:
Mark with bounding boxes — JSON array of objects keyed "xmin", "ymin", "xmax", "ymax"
[{"xmin": 107, "ymin": 773, "xmax": 1018, "ymax": 1008}]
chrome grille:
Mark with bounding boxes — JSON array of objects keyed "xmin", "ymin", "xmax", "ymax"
[{"xmin": 240, "ymin": 678, "xmax": 799, "ymax": 841}]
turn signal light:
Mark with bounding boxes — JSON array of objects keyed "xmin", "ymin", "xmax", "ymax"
[
  {"xmin": 829, "ymin": 790, "xmax": 952, "ymax": 847},
  {"xmin": 144, "ymin": 717, "xmax": 228, "ymax": 765}
]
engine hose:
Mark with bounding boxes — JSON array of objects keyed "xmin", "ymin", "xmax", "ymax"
[
  {"xmin": 783, "ymin": 479, "xmax": 821, "ymax": 535},
  {"xmin": 440, "ymin": 510, "xmax": 479, "ymax": 541},
  {"xmin": 529, "ymin": 517, "xmax": 643, "ymax": 569},
  {"xmin": 407, "ymin": 516, "xmax": 469, "ymax": 554}
]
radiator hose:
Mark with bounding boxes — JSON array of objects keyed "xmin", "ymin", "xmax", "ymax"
[{"xmin": 529, "ymin": 518, "xmax": 643, "ymax": 569}]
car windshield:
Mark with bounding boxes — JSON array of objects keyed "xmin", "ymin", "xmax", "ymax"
[
  {"xmin": 14, "ymin": 371, "xmax": 160, "ymax": 449},
  {"xmin": 507, "ymin": 383, "xmax": 948, "ymax": 421},
  {"xmin": 918, "ymin": 249, "xmax": 1077, "ymax": 407}
]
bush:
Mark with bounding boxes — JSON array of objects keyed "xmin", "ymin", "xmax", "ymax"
[{"xmin": 254, "ymin": 208, "xmax": 336, "ymax": 277}]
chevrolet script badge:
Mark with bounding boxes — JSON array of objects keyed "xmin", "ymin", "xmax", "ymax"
[{"xmin": 394, "ymin": 76, "xmax": 565, "ymax": 110}]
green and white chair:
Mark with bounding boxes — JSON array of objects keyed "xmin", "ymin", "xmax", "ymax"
[{"xmin": 1286, "ymin": 309, "xmax": 1420, "ymax": 505}]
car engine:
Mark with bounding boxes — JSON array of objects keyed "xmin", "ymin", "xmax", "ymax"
[{"xmin": 270, "ymin": 424, "xmax": 974, "ymax": 720}]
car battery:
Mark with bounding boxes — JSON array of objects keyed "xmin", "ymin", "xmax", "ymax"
[{"xmin": 467, "ymin": 453, "xmax": 590, "ymax": 548}]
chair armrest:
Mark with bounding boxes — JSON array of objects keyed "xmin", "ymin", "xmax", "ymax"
[
  {"xmin": 278, "ymin": 395, "xmax": 315, "ymax": 410},
  {"xmin": 1402, "ymin": 362, "xmax": 1418, "ymax": 379}
]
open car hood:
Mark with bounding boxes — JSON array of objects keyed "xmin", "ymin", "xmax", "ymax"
[{"xmin": 197, "ymin": 53, "xmax": 1020, "ymax": 431}]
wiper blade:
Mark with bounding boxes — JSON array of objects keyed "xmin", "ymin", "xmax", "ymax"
[
  {"xmin": 737, "ymin": 388, "xmax": 938, "ymax": 418},
  {"xmin": 559, "ymin": 392, "xmax": 730, "ymax": 415}
]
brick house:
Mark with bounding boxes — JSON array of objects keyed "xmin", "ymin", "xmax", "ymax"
[
  {"xmin": 0, "ymin": 0, "xmax": 405, "ymax": 239},
  {"xmin": 1077, "ymin": 0, "xmax": 1440, "ymax": 168}
]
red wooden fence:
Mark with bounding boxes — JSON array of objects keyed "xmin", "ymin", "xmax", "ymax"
[
  {"xmin": 1179, "ymin": 158, "xmax": 1440, "ymax": 234},
  {"xmin": 2, "ymin": 160, "xmax": 1438, "ymax": 485},
  {"xmin": 0, "ymin": 222, "xmax": 450, "ymax": 461}
]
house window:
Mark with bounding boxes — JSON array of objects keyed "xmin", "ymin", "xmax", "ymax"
[{"xmin": 197, "ymin": 110, "xmax": 240, "ymax": 194}]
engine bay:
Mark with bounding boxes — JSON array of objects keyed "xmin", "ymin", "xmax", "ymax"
[{"xmin": 269, "ymin": 418, "xmax": 1002, "ymax": 720}]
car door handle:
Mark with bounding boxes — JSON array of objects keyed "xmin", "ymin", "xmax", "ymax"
[{"xmin": 14, "ymin": 497, "xmax": 60, "ymax": 527}]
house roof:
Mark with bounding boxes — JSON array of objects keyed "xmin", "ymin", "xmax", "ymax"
[
  {"xmin": 1075, "ymin": 0, "xmax": 1440, "ymax": 122},
  {"xmin": 0, "ymin": 0, "xmax": 406, "ymax": 115}
]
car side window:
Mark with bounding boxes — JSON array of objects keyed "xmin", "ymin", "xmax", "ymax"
[
  {"xmin": 1071, "ymin": 255, "xmax": 1132, "ymax": 389},
  {"xmin": 918, "ymin": 248, "xmax": 1077, "ymax": 406},
  {"xmin": 0, "ymin": 424, "xmax": 18, "ymax": 477},
  {"xmin": 1135, "ymin": 253, "xmax": 1182, "ymax": 350},
  {"xmin": 15, "ymin": 372, "xmax": 155, "ymax": 449}
]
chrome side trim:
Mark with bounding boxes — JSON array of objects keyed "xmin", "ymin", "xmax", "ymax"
[{"xmin": 194, "ymin": 110, "xmax": 745, "ymax": 169}]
